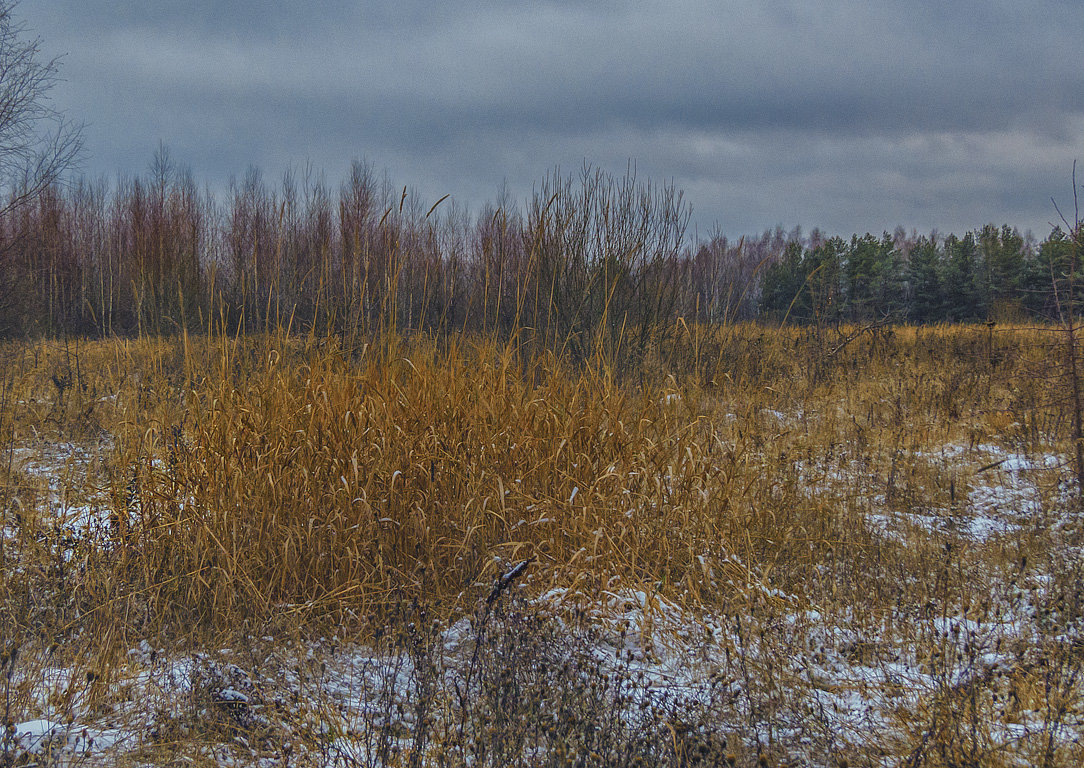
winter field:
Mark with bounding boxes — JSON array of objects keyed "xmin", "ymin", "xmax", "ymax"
[{"xmin": 1, "ymin": 324, "xmax": 1082, "ymax": 767}]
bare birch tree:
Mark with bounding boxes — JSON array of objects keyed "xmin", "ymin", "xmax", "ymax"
[{"xmin": 0, "ymin": 1, "xmax": 81, "ymax": 213}]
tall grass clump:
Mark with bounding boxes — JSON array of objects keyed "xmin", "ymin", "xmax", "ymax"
[
  {"xmin": 2, "ymin": 320, "xmax": 1083, "ymax": 765},
  {"xmin": 98, "ymin": 321, "xmax": 1072, "ymax": 632},
  {"xmin": 519, "ymin": 165, "xmax": 689, "ymax": 374},
  {"xmin": 113, "ymin": 331, "xmax": 771, "ymax": 631}
]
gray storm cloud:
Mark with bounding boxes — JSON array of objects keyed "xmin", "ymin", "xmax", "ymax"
[{"xmin": 19, "ymin": 0, "xmax": 1084, "ymax": 237}]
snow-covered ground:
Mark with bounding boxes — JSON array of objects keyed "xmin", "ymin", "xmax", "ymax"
[{"xmin": 3, "ymin": 434, "xmax": 1081, "ymax": 766}]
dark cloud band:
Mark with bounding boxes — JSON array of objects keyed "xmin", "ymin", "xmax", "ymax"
[{"xmin": 20, "ymin": 0, "xmax": 1084, "ymax": 238}]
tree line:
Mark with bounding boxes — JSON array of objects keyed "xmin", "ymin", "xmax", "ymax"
[
  {"xmin": 0, "ymin": 0, "xmax": 1081, "ymax": 360},
  {"xmin": 0, "ymin": 151, "xmax": 1079, "ymax": 356},
  {"xmin": 759, "ymin": 225, "xmax": 1079, "ymax": 325}
]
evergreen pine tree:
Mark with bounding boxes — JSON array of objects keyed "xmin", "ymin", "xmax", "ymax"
[
  {"xmin": 908, "ymin": 236, "xmax": 943, "ymax": 323},
  {"xmin": 759, "ymin": 240, "xmax": 810, "ymax": 321},
  {"xmin": 941, "ymin": 233, "xmax": 983, "ymax": 320}
]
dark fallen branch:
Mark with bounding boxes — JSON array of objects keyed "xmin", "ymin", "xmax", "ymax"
[{"xmin": 487, "ymin": 556, "xmax": 536, "ymax": 607}]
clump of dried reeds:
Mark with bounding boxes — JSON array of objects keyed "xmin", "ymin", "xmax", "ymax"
[{"xmin": 1, "ymin": 322, "xmax": 1082, "ymax": 765}]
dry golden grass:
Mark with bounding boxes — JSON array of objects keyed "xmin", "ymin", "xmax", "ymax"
[
  {"xmin": 1, "ymin": 323, "xmax": 1081, "ymax": 765},
  {"xmin": 0, "ymin": 325, "xmax": 1074, "ymax": 623}
]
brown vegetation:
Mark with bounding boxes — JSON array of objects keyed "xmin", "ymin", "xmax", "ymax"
[{"xmin": 0, "ymin": 322, "xmax": 1082, "ymax": 765}]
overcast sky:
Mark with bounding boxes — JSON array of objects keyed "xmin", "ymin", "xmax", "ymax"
[{"xmin": 20, "ymin": 0, "xmax": 1084, "ymax": 241}]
